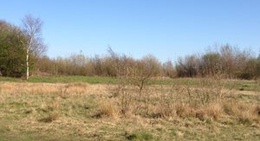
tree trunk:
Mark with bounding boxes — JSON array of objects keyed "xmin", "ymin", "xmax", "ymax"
[
  {"xmin": 26, "ymin": 48, "xmax": 29, "ymax": 80},
  {"xmin": 26, "ymin": 35, "xmax": 33, "ymax": 80}
]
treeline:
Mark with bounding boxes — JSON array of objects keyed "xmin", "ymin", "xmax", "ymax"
[
  {"xmin": 37, "ymin": 45, "xmax": 260, "ymax": 80},
  {"xmin": 37, "ymin": 48, "xmax": 168, "ymax": 78},
  {"xmin": 176, "ymin": 45, "xmax": 260, "ymax": 79}
]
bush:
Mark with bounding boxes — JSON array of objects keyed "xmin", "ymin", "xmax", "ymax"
[
  {"xmin": 235, "ymin": 71, "xmax": 254, "ymax": 80},
  {"xmin": 176, "ymin": 55, "xmax": 199, "ymax": 77},
  {"xmin": 0, "ymin": 21, "xmax": 27, "ymax": 77}
]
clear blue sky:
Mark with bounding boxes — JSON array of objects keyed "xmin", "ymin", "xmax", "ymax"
[{"xmin": 1, "ymin": 0, "xmax": 260, "ymax": 62}]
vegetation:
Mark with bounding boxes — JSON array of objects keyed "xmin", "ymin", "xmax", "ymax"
[
  {"xmin": 0, "ymin": 20, "xmax": 27, "ymax": 77},
  {"xmin": 0, "ymin": 15, "xmax": 46, "ymax": 79},
  {"xmin": 35, "ymin": 45, "xmax": 260, "ymax": 80},
  {"xmin": 176, "ymin": 45, "xmax": 260, "ymax": 79},
  {"xmin": 0, "ymin": 78, "xmax": 259, "ymax": 140}
]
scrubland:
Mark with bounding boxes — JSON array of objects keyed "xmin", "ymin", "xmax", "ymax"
[{"xmin": 0, "ymin": 77, "xmax": 259, "ymax": 141}]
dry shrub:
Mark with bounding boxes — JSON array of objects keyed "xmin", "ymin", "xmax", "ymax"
[
  {"xmin": 175, "ymin": 103, "xmax": 195, "ymax": 118},
  {"xmin": 143, "ymin": 103, "xmax": 174, "ymax": 119},
  {"xmin": 173, "ymin": 100, "xmax": 223, "ymax": 121},
  {"xmin": 222, "ymin": 100, "xmax": 243, "ymax": 116},
  {"xmin": 222, "ymin": 100, "xmax": 259, "ymax": 124},
  {"xmin": 112, "ymin": 84, "xmax": 135, "ymax": 116},
  {"xmin": 204, "ymin": 102, "xmax": 223, "ymax": 120},
  {"xmin": 37, "ymin": 101, "xmax": 60, "ymax": 123},
  {"xmin": 154, "ymin": 86, "xmax": 176, "ymax": 119},
  {"xmin": 154, "ymin": 103, "xmax": 175, "ymax": 119},
  {"xmin": 39, "ymin": 101, "xmax": 60, "ymax": 113},
  {"xmin": 195, "ymin": 102, "xmax": 223, "ymax": 121},
  {"xmin": 94, "ymin": 100, "xmax": 119, "ymax": 118}
]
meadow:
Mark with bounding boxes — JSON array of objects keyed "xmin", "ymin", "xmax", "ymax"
[{"xmin": 0, "ymin": 76, "xmax": 259, "ymax": 141}]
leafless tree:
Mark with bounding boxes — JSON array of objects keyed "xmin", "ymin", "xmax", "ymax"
[{"xmin": 22, "ymin": 15, "xmax": 47, "ymax": 79}]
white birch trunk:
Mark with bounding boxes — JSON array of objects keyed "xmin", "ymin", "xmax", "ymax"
[
  {"xmin": 26, "ymin": 35, "xmax": 33, "ymax": 80},
  {"xmin": 26, "ymin": 48, "xmax": 29, "ymax": 80}
]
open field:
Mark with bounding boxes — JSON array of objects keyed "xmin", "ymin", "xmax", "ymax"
[{"xmin": 0, "ymin": 77, "xmax": 259, "ymax": 140}]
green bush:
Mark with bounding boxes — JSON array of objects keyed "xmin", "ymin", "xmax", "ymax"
[{"xmin": 0, "ymin": 21, "xmax": 27, "ymax": 77}]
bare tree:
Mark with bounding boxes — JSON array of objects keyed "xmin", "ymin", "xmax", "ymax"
[{"xmin": 22, "ymin": 15, "xmax": 46, "ymax": 79}]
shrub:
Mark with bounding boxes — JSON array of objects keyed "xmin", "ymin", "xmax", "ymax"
[{"xmin": 0, "ymin": 21, "xmax": 27, "ymax": 78}]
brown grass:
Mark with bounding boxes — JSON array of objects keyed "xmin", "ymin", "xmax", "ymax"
[
  {"xmin": 0, "ymin": 82, "xmax": 108, "ymax": 95},
  {"xmin": 38, "ymin": 112, "xmax": 59, "ymax": 123},
  {"xmin": 0, "ymin": 79, "xmax": 259, "ymax": 140},
  {"xmin": 94, "ymin": 100, "xmax": 119, "ymax": 118}
]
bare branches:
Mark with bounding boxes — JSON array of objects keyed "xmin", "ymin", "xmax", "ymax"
[
  {"xmin": 22, "ymin": 15, "xmax": 46, "ymax": 57},
  {"xmin": 22, "ymin": 15, "xmax": 43, "ymax": 39}
]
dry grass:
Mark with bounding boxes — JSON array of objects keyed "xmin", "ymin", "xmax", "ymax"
[
  {"xmin": 0, "ymin": 82, "xmax": 108, "ymax": 95},
  {"xmin": 93, "ymin": 100, "xmax": 119, "ymax": 118},
  {"xmin": 0, "ymin": 79, "xmax": 259, "ymax": 140}
]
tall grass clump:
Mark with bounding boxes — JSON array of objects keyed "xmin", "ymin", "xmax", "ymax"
[
  {"xmin": 93, "ymin": 100, "xmax": 119, "ymax": 118},
  {"xmin": 37, "ymin": 101, "xmax": 60, "ymax": 123}
]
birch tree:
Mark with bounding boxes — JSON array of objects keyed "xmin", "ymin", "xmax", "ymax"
[{"xmin": 22, "ymin": 15, "xmax": 46, "ymax": 79}]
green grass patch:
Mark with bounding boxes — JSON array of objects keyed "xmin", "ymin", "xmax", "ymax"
[
  {"xmin": 28, "ymin": 76, "xmax": 119, "ymax": 84},
  {"xmin": 149, "ymin": 78, "xmax": 201, "ymax": 86},
  {"xmin": 0, "ymin": 77, "xmax": 23, "ymax": 82},
  {"xmin": 126, "ymin": 131, "xmax": 155, "ymax": 141},
  {"xmin": 224, "ymin": 79, "xmax": 260, "ymax": 91},
  {"xmin": 1, "ymin": 76, "xmax": 119, "ymax": 84},
  {"xmin": 1, "ymin": 76, "xmax": 259, "ymax": 93}
]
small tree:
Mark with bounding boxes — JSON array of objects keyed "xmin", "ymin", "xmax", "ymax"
[
  {"xmin": 137, "ymin": 55, "xmax": 161, "ymax": 89},
  {"xmin": 22, "ymin": 15, "xmax": 46, "ymax": 79}
]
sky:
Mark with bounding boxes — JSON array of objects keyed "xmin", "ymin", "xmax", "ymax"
[{"xmin": 1, "ymin": 0, "xmax": 260, "ymax": 62}]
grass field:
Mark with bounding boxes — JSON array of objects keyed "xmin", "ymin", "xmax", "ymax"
[{"xmin": 0, "ymin": 76, "xmax": 259, "ymax": 140}]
